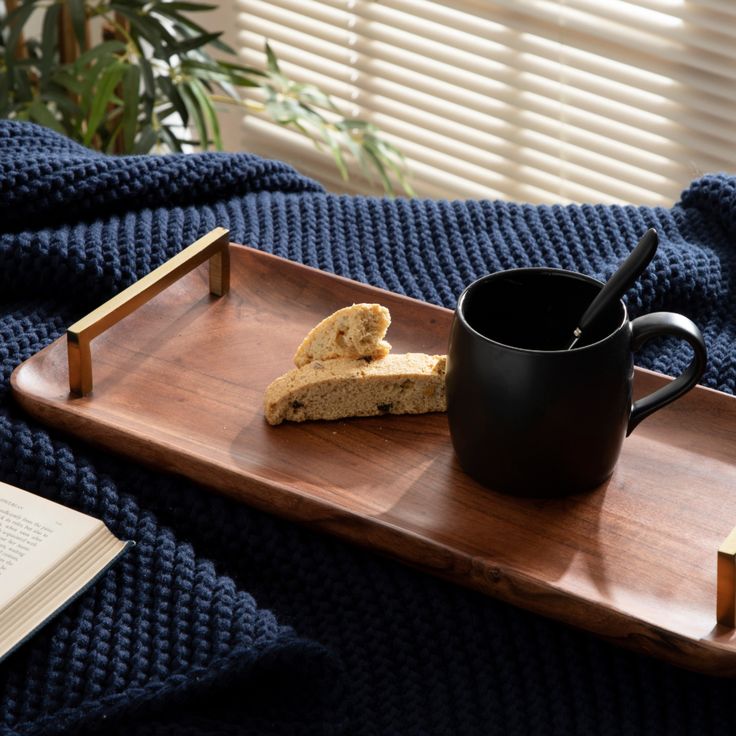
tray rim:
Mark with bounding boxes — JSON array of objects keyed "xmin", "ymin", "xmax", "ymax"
[{"xmin": 11, "ymin": 241, "xmax": 736, "ymax": 677}]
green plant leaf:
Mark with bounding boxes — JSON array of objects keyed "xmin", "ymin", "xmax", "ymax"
[
  {"xmin": 121, "ymin": 64, "xmax": 141, "ymax": 150},
  {"xmin": 28, "ymin": 97, "xmax": 66, "ymax": 133},
  {"xmin": 39, "ymin": 3, "xmax": 61, "ymax": 86},
  {"xmin": 336, "ymin": 118, "xmax": 373, "ymax": 130},
  {"xmin": 362, "ymin": 140, "xmax": 395, "ymax": 195},
  {"xmin": 179, "ymin": 59, "xmax": 260, "ymax": 87},
  {"xmin": 68, "ymin": 0, "xmax": 88, "ymax": 51},
  {"xmin": 216, "ymin": 59, "xmax": 267, "ymax": 77},
  {"xmin": 198, "ymin": 34, "xmax": 233, "ymax": 56},
  {"xmin": 290, "ymin": 83, "xmax": 339, "ymax": 113},
  {"xmin": 151, "ymin": 7, "xmax": 235, "ymax": 55},
  {"xmin": 188, "ymin": 77, "xmax": 220, "ymax": 148},
  {"xmin": 326, "ymin": 134, "xmax": 348, "ymax": 180},
  {"xmin": 265, "ymin": 41, "xmax": 282, "ymax": 75},
  {"xmin": 138, "ymin": 55, "xmax": 156, "ymax": 97},
  {"xmin": 0, "ymin": 73, "xmax": 9, "ymax": 117},
  {"xmin": 179, "ymin": 81, "xmax": 209, "ymax": 148},
  {"xmin": 153, "ymin": 1, "xmax": 218, "ymax": 11},
  {"xmin": 109, "ymin": 6, "xmax": 165, "ymax": 54},
  {"xmin": 171, "ymin": 30, "xmax": 223, "ymax": 55},
  {"xmin": 132, "ymin": 124, "xmax": 158, "ymax": 153},
  {"xmin": 157, "ymin": 75, "xmax": 188, "ymax": 125},
  {"xmin": 13, "ymin": 65, "xmax": 33, "ymax": 103},
  {"xmin": 41, "ymin": 88, "xmax": 81, "ymax": 116},
  {"xmin": 3, "ymin": 0, "xmax": 37, "ymax": 74},
  {"xmin": 74, "ymin": 40, "xmax": 126, "ymax": 68},
  {"xmin": 265, "ymin": 97, "xmax": 298, "ymax": 125},
  {"xmin": 79, "ymin": 57, "xmax": 113, "ymax": 116},
  {"xmin": 374, "ymin": 137, "xmax": 411, "ymax": 176},
  {"xmin": 52, "ymin": 69, "xmax": 85, "ymax": 96},
  {"xmin": 84, "ymin": 62, "xmax": 126, "ymax": 146},
  {"xmin": 148, "ymin": 8, "xmax": 207, "ymax": 36},
  {"xmin": 149, "ymin": 6, "xmax": 223, "ymax": 37},
  {"xmin": 158, "ymin": 124, "xmax": 184, "ymax": 152},
  {"xmin": 153, "ymin": 103, "xmax": 176, "ymax": 120},
  {"xmin": 339, "ymin": 130, "xmax": 369, "ymax": 177},
  {"xmin": 140, "ymin": 95, "xmax": 155, "ymax": 124},
  {"xmin": 105, "ymin": 120, "xmax": 124, "ymax": 152}
]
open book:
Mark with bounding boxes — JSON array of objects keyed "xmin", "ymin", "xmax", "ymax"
[{"xmin": 0, "ymin": 480, "xmax": 131, "ymax": 662}]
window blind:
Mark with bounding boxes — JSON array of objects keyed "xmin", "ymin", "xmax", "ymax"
[{"xmin": 234, "ymin": 0, "xmax": 736, "ymax": 206}]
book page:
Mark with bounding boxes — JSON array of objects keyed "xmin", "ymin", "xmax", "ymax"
[{"xmin": 0, "ymin": 482, "xmax": 101, "ymax": 610}]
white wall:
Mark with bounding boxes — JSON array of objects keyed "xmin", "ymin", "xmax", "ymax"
[{"xmin": 199, "ymin": 0, "xmax": 248, "ymax": 153}]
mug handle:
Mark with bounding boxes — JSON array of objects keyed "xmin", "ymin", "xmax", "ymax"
[{"xmin": 627, "ymin": 312, "xmax": 707, "ymax": 435}]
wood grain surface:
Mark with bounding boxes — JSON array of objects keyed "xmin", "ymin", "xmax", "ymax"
[{"xmin": 11, "ymin": 243, "xmax": 736, "ymax": 676}]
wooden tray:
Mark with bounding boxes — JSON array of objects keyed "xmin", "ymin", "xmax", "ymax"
[{"xmin": 11, "ymin": 232, "xmax": 736, "ymax": 676}]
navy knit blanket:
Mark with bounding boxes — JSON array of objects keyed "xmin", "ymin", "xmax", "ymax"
[{"xmin": 1, "ymin": 121, "xmax": 736, "ymax": 735}]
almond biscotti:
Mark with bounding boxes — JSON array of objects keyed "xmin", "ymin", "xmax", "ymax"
[
  {"xmin": 264, "ymin": 353, "xmax": 447, "ymax": 425},
  {"xmin": 293, "ymin": 303, "xmax": 391, "ymax": 367}
]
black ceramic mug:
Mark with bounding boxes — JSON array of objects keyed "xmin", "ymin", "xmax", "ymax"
[{"xmin": 446, "ymin": 268, "xmax": 707, "ymax": 496}]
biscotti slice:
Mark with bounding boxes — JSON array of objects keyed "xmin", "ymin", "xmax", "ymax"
[
  {"xmin": 293, "ymin": 303, "xmax": 391, "ymax": 367},
  {"xmin": 264, "ymin": 353, "xmax": 447, "ymax": 425}
]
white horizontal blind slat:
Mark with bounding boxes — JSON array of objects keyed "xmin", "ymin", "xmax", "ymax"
[
  {"xmin": 238, "ymin": 20, "xmax": 736, "ymax": 174},
  {"xmin": 250, "ymin": 0, "xmax": 736, "ymax": 121},
  {"xmin": 235, "ymin": 0, "xmax": 736, "ymax": 205},
  {"xmin": 239, "ymin": 39, "xmax": 689, "ymax": 203},
  {"xmin": 238, "ymin": 30, "xmax": 735, "ymax": 173}
]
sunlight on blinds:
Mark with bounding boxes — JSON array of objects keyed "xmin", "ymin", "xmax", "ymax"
[{"xmin": 235, "ymin": 0, "xmax": 736, "ymax": 205}]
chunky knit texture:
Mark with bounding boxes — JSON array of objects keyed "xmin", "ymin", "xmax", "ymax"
[{"xmin": 1, "ymin": 121, "xmax": 736, "ymax": 735}]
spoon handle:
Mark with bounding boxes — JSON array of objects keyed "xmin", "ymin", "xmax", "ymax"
[{"xmin": 567, "ymin": 228, "xmax": 658, "ymax": 350}]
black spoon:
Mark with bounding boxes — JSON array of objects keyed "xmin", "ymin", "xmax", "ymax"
[{"xmin": 566, "ymin": 228, "xmax": 658, "ymax": 349}]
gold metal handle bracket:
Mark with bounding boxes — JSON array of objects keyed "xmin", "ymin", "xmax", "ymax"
[
  {"xmin": 717, "ymin": 525, "xmax": 736, "ymax": 627},
  {"xmin": 67, "ymin": 227, "xmax": 230, "ymax": 396}
]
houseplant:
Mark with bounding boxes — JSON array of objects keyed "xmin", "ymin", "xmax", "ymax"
[{"xmin": 0, "ymin": 0, "xmax": 412, "ymax": 195}]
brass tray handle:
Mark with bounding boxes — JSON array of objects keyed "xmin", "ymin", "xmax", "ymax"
[
  {"xmin": 718, "ymin": 526, "xmax": 736, "ymax": 627},
  {"xmin": 67, "ymin": 227, "xmax": 230, "ymax": 396}
]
